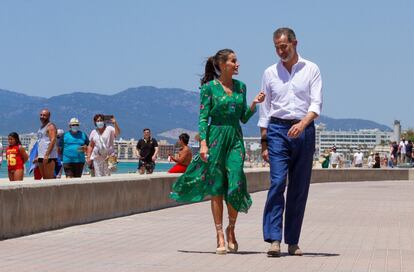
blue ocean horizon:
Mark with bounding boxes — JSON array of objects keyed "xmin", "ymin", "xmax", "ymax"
[{"xmin": 0, "ymin": 161, "xmax": 174, "ymax": 179}]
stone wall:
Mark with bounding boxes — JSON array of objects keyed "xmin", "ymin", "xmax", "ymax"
[{"xmin": 0, "ymin": 168, "xmax": 413, "ymax": 239}]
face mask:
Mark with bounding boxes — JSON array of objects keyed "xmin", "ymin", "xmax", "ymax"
[
  {"xmin": 96, "ymin": 121, "xmax": 105, "ymax": 129},
  {"xmin": 71, "ymin": 126, "xmax": 78, "ymax": 133}
]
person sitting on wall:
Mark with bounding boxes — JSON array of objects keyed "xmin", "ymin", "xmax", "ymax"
[{"xmin": 168, "ymin": 133, "xmax": 192, "ymax": 173}]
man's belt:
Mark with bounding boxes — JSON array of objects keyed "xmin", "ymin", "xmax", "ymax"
[{"xmin": 270, "ymin": 117, "xmax": 301, "ymax": 125}]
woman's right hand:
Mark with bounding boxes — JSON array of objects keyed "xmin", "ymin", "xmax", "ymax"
[
  {"xmin": 253, "ymin": 91, "xmax": 265, "ymax": 104},
  {"xmin": 200, "ymin": 145, "xmax": 209, "ymax": 162}
]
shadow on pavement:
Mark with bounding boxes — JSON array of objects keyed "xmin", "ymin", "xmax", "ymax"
[
  {"xmin": 279, "ymin": 252, "xmax": 340, "ymax": 258},
  {"xmin": 178, "ymin": 250, "xmax": 265, "ymax": 255}
]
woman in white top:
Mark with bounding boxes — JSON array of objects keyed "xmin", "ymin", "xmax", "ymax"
[{"xmin": 87, "ymin": 114, "xmax": 121, "ymax": 177}]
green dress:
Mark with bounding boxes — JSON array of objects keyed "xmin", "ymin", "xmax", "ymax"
[{"xmin": 170, "ymin": 79, "xmax": 256, "ymax": 213}]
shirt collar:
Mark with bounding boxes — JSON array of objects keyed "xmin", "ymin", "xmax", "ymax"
[{"xmin": 277, "ymin": 54, "xmax": 306, "ymax": 67}]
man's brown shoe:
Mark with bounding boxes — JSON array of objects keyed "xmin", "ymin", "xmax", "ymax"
[
  {"xmin": 267, "ymin": 241, "xmax": 281, "ymax": 257},
  {"xmin": 288, "ymin": 244, "xmax": 303, "ymax": 256}
]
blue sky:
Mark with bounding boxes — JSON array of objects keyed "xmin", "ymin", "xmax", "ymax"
[{"xmin": 1, "ymin": 0, "xmax": 413, "ymax": 128}]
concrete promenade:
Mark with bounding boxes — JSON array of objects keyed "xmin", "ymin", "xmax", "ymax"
[{"xmin": 1, "ymin": 180, "xmax": 414, "ymax": 271}]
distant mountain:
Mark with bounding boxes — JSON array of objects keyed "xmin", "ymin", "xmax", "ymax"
[
  {"xmin": 316, "ymin": 116, "xmax": 392, "ymax": 131},
  {"xmin": 0, "ymin": 87, "xmax": 392, "ymax": 140}
]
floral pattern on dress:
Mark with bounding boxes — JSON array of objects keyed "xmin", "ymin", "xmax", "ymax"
[{"xmin": 170, "ymin": 79, "xmax": 256, "ymax": 213}]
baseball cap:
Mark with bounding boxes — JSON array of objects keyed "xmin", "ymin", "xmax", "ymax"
[{"xmin": 69, "ymin": 117, "xmax": 80, "ymax": 126}]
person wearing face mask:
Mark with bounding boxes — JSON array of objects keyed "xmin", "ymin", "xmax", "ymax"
[
  {"xmin": 58, "ymin": 118, "xmax": 89, "ymax": 178},
  {"xmin": 87, "ymin": 114, "xmax": 120, "ymax": 177}
]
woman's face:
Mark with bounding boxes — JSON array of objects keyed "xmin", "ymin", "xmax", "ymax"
[
  {"xmin": 220, "ymin": 53, "xmax": 239, "ymax": 76},
  {"xmin": 8, "ymin": 136, "xmax": 16, "ymax": 145}
]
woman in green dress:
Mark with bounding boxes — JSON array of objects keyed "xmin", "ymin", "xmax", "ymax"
[{"xmin": 170, "ymin": 49, "xmax": 265, "ymax": 254}]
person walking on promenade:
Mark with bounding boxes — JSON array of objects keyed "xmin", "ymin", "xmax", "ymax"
[
  {"xmin": 168, "ymin": 133, "xmax": 192, "ymax": 173},
  {"xmin": 390, "ymin": 142, "xmax": 398, "ymax": 166},
  {"xmin": 36, "ymin": 109, "xmax": 58, "ymax": 179},
  {"xmin": 258, "ymin": 27, "xmax": 322, "ymax": 257},
  {"xmin": 136, "ymin": 128, "xmax": 159, "ymax": 174},
  {"xmin": 59, "ymin": 118, "xmax": 89, "ymax": 178},
  {"xmin": 171, "ymin": 48, "xmax": 265, "ymax": 254},
  {"xmin": 320, "ymin": 149, "xmax": 330, "ymax": 168},
  {"xmin": 353, "ymin": 148, "xmax": 364, "ymax": 167},
  {"xmin": 373, "ymin": 152, "xmax": 381, "ymax": 168},
  {"xmin": 87, "ymin": 114, "xmax": 120, "ymax": 177},
  {"xmin": 329, "ymin": 146, "xmax": 341, "ymax": 168},
  {"xmin": 399, "ymin": 137, "xmax": 407, "ymax": 164},
  {"xmin": 405, "ymin": 140, "xmax": 412, "ymax": 164},
  {"xmin": 6, "ymin": 132, "xmax": 28, "ymax": 181}
]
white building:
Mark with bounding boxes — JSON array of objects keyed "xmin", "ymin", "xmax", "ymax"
[
  {"xmin": 393, "ymin": 120, "xmax": 401, "ymax": 142},
  {"xmin": 316, "ymin": 123, "xmax": 392, "ymax": 158},
  {"xmin": 114, "ymin": 139, "xmax": 138, "ymax": 160}
]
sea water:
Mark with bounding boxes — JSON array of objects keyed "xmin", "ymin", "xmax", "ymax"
[{"xmin": 0, "ymin": 161, "xmax": 174, "ymax": 179}]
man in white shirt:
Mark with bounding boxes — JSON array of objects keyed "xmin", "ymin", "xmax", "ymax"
[
  {"xmin": 353, "ymin": 149, "xmax": 364, "ymax": 167},
  {"xmin": 367, "ymin": 152, "xmax": 374, "ymax": 168},
  {"xmin": 258, "ymin": 27, "xmax": 322, "ymax": 257}
]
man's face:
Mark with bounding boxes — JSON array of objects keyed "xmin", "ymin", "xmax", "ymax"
[
  {"xmin": 39, "ymin": 110, "xmax": 50, "ymax": 124},
  {"xmin": 274, "ymin": 34, "xmax": 297, "ymax": 63},
  {"xmin": 177, "ymin": 139, "xmax": 184, "ymax": 147},
  {"xmin": 143, "ymin": 130, "xmax": 151, "ymax": 139}
]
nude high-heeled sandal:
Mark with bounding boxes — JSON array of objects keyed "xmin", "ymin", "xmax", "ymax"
[
  {"xmin": 215, "ymin": 224, "xmax": 227, "ymax": 255},
  {"xmin": 226, "ymin": 217, "xmax": 238, "ymax": 253}
]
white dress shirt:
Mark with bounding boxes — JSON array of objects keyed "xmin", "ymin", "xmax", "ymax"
[{"xmin": 258, "ymin": 55, "xmax": 323, "ymax": 128}]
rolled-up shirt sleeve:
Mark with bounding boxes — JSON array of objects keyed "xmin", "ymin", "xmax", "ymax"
[
  {"xmin": 308, "ymin": 66, "xmax": 323, "ymax": 116},
  {"xmin": 258, "ymin": 72, "xmax": 271, "ymax": 128}
]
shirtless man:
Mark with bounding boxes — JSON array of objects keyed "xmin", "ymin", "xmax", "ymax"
[
  {"xmin": 168, "ymin": 133, "xmax": 192, "ymax": 173},
  {"xmin": 36, "ymin": 109, "xmax": 58, "ymax": 179}
]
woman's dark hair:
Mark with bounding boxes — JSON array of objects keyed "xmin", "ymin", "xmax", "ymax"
[
  {"xmin": 200, "ymin": 48, "xmax": 234, "ymax": 85},
  {"xmin": 179, "ymin": 133, "xmax": 190, "ymax": 145},
  {"xmin": 93, "ymin": 114, "xmax": 105, "ymax": 125},
  {"xmin": 8, "ymin": 132, "xmax": 21, "ymax": 145}
]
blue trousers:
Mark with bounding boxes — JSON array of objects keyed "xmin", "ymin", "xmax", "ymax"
[{"xmin": 263, "ymin": 121, "xmax": 315, "ymax": 244}]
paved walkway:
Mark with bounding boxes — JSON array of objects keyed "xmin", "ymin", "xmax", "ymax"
[{"xmin": 1, "ymin": 180, "xmax": 414, "ymax": 272}]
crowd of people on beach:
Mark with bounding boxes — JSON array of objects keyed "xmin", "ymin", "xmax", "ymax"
[
  {"xmin": 319, "ymin": 139, "xmax": 413, "ymax": 169},
  {"xmin": 0, "ymin": 109, "xmax": 195, "ymax": 181}
]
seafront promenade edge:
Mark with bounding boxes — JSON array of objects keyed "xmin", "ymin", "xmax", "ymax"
[{"xmin": 1, "ymin": 168, "xmax": 413, "ymax": 240}]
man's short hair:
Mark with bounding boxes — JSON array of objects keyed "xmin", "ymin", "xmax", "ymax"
[
  {"xmin": 273, "ymin": 27, "xmax": 296, "ymax": 42},
  {"xmin": 143, "ymin": 128, "xmax": 151, "ymax": 132},
  {"xmin": 179, "ymin": 133, "xmax": 190, "ymax": 145}
]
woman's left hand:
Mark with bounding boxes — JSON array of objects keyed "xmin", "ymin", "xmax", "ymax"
[{"xmin": 253, "ymin": 91, "xmax": 265, "ymax": 104}]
